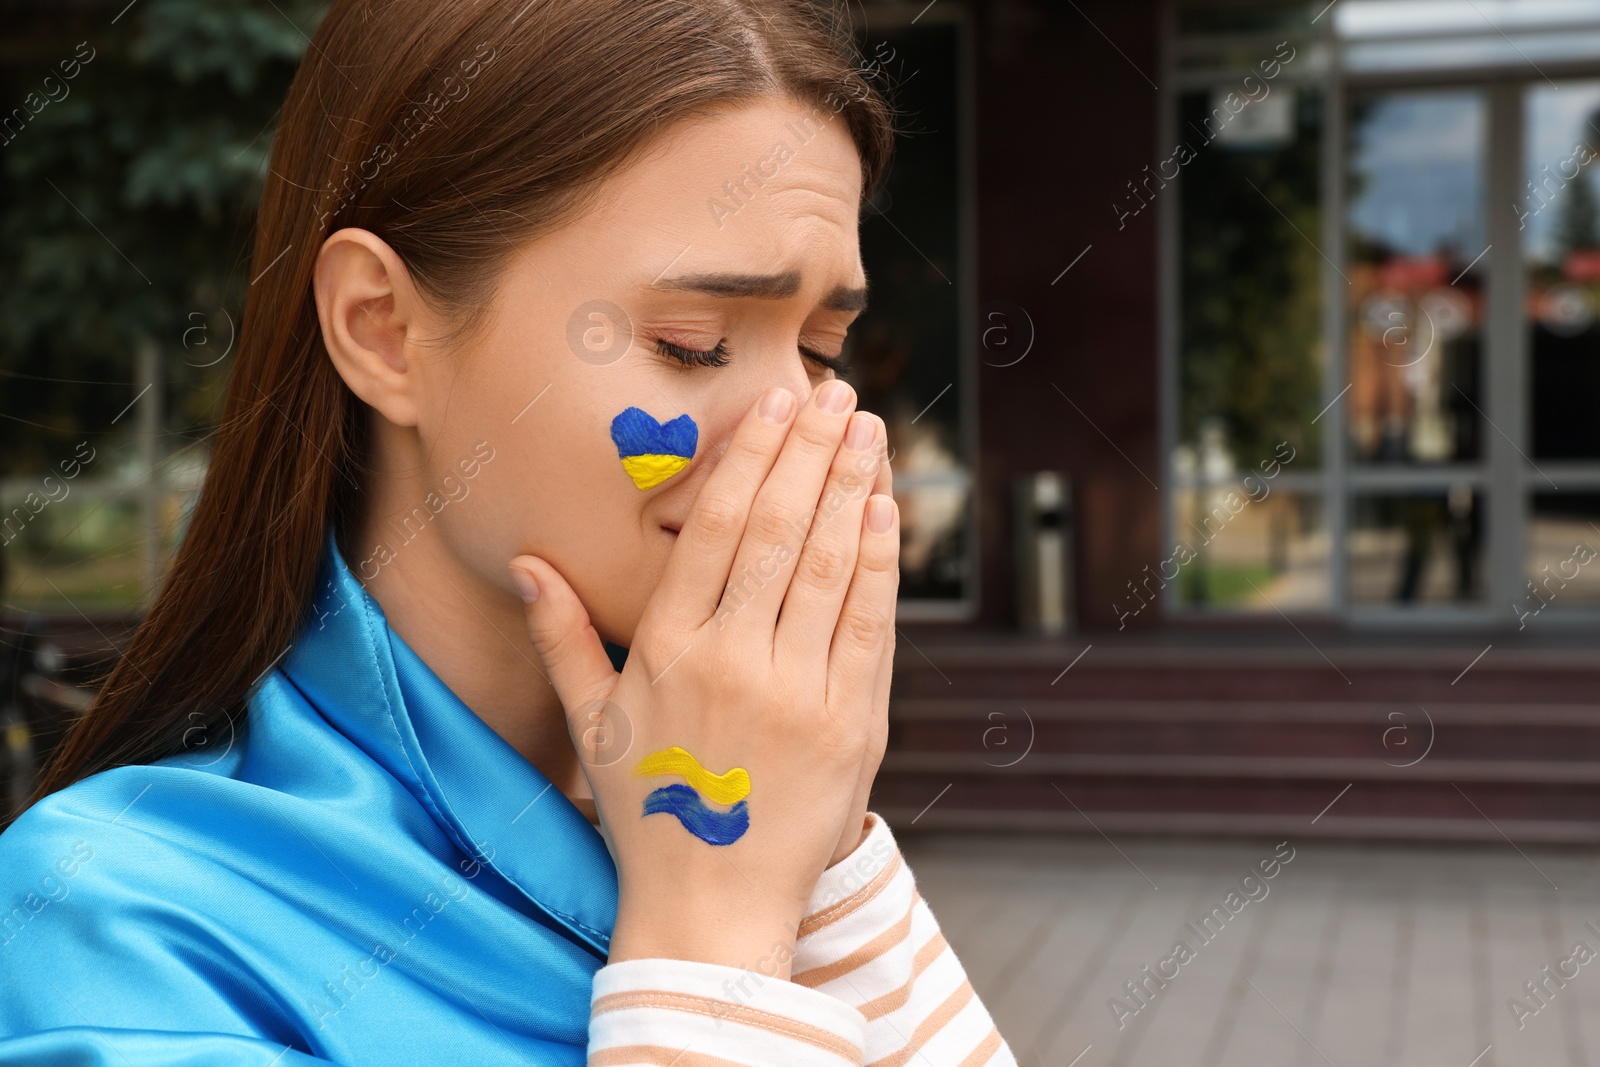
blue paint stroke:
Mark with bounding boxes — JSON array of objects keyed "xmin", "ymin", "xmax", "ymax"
[
  {"xmin": 610, "ymin": 406, "xmax": 698, "ymax": 460},
  {"xmin": 641, "ymin": 783, "xmax": 749, "ymax": 846}
]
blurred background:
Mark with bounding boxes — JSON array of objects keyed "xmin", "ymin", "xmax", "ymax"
[{"xmin": 4, "ymin": 0, "xmax": 1600, "ymax": 1062}]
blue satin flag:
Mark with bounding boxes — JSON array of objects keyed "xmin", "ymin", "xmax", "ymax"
[{"xmin": 0, "ymin": 529, "xmax": 620, "ymax": 1064}]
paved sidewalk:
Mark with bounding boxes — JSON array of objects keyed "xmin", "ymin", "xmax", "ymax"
[{"xmin": 901, "ymin": 830, "xmax": 1600, "ymax": 1067}]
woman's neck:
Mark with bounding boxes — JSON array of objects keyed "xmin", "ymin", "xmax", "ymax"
[{"xmin": 351, "ymin": 510, "xmax": 588, "ymax": 804}]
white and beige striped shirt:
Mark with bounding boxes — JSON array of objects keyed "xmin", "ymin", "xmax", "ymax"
[{"xmin": 586, "ymin": 812, "xmax": 1016, "ymax": 1066}]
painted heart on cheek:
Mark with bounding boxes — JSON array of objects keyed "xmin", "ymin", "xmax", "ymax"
[{"xmin": 610, "ymin": 406, "xmax": 698, "ymax": 490}]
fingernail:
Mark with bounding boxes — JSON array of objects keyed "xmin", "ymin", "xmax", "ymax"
[
  {"xmin": 759, "ymin": 387, "xmax": 795, "ymax": 423},
  {"xmin": 845, "ymin": 411, "xmax": 875, "ymax": 451},
  {"xmin": 510, "ymin": 565, "xmax": 540, "ymax": 604},
  {"xmin": 866, "ymin": 494, "xmax": 895, "ymax": 534},
  {"xmin": 816, "ymin": 379, "xmax": 853, "ymax": 414}
]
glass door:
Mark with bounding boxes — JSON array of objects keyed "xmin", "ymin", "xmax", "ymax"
[
  {"xmin": 1167, "ymin": 2, "xmax": 1600, "ymax": 625},
  {"xmin": 1521, "ymin": 80, "xmax": 1600, "ymax": 622},
  {"xmin": 1342, "ymin": 87, "xmax": 1488, "ymax": 612}
]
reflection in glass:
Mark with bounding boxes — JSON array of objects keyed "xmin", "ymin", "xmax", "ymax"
[
  {"xmin": 1523, "ymin": 492, "xmax": 1600, "ymax": 614},
  {"xmin": 844, "ymin": 20, "xmax": 968, "ymax": 604},
  {"xmin": 1170, "ymin": 484, "xmax": 1326, "ymax": 611},
  {"xmin": 1177, "ymin": 85, "xmax": 1324, "ymax": 470},
  {"xmin": 1525, "ymin": 82, "xmax": 1600, "ymax": 460},
  {"xmin": 1349, "ymin": 488, "xmax": 1483, "ymax": 603},
  {"xmin": 1178, "ymin": 3, "xmax": 1311, "ymax": 36},
  {"xmin": 1346, "ymin": 90, "xmax": 1484, "ymax": 465},
  {"xmin": 892, "ymin": 479, "xmax": 969, "ymax": 600}
]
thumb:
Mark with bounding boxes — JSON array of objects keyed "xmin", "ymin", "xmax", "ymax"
[{"xmin": 508, "ymin": 555, "xmax": 619, "ymax": 722}]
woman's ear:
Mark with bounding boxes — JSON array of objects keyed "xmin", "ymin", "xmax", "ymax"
[{"xmin": 313, "ymin": 227, "xmax": 426, "ymax": 428}]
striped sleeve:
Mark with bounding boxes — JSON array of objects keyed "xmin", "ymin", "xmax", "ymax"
[
  {"xmin": 588, "ymin": 956, "xmax": 868, "ymax": 1067},
  {"xmin": 790, "ymin": 813, "xmax": 1017, "ymax": 1067}
]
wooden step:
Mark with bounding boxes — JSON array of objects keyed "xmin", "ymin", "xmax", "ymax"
[
  {"xmin": 877, "ymin": 634, "xmax": 1600, "ymax": 841},
  {"xmin": 871, "ymin": 772, "xmax": 1600, "ymax": 836},
  {"xmin": 888, "ymin": 699, "xmax": 1600, "ymax": 761},
  {"xmin": 888, "ymin": 635, "xmax": 1600, "ymax": 703},
  {"xmin": 882, "ymin": 752, "xmax": 1600, "ymax": 783}
]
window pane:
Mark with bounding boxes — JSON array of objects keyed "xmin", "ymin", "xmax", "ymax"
[
  {"xmin": 1179, "ymin": 3, "xmax": 1312, "ymax": 36},
  {"xmin": 1336, "ymin": 1, "xmax": 1600, "ymax": 73},
  {"xmin": 895, "ymin": 480, "xmax": 970, "ymax": 600},
  {"xmin": 1346, "ymin": 90, "xmax": 1485, "ymax": 467},
  {"xmin": 1523, "ymin": 492, "xmax": 1600, "ymax": 615},
  {"xmin": 1177, "ymin": 84, "xmax": 1325, "ymax": 472},
  {"xmin": 1525, "ymin": 81, "xmax": 1600, "ymax": 460},
  {"xmin": 1170, "ymin": 488, "xmax": 1327, "ymax": 611},
  {"xmin": 1349, "ymin": 488, "xmax": 1484, "ymax": 604}
]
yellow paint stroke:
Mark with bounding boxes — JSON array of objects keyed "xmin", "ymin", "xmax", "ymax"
[
  {"xmin": 621, "ymin": 453, "xmax": 691, "ymax": 491},
  {"xmin": 632, "ymin": 746, "xmax": 751, "ymax": 805}
]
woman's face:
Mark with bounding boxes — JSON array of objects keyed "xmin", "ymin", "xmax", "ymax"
[{"xmin": 345, "ymin": 94, "xmax": 869, "ymax": 647}]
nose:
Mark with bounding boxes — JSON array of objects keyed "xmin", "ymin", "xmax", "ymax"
[
  {"xmin": 779, "ymin": 363, "xmax": 828, "ymax": 410},
  {"xmin": 680, "ymin": 375, "xmax": 827, "ymax": 486}
]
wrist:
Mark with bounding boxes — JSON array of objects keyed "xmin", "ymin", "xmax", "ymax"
[
  {"xmin": 827, "ymin": 813, "xmax": 872, "ymax": 869},
  {"xmin": 611, "ymin": 889, "xmax": 801, "ymax": 978},
  {"xmin": 806, "ymin": 812, "xmax": 896, "ymax": 926}
]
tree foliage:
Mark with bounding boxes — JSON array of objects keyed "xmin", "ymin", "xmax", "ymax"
[
  {"xmin": 0, "ymin": 0, "xmax": 325, "ymax": 474},
  {"xmin": 1178, "ymin": 87, "xmax": 1325, "ymax": 470}
]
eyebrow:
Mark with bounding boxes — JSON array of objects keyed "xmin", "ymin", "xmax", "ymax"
[{"xmin": 649, "ymin": 271, "xmax": 869, "ymax": 312}]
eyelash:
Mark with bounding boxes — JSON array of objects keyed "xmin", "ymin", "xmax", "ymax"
[{"xmin": 654, "ymin": 338, "xmax": 852, "ymax": 378}]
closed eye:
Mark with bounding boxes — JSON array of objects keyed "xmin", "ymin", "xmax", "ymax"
[
  {"xmin": 801, "ymin": 347, "xmax": 851, "ymax": 378},
  {"xmin": 655, "ymin": 338, "xmax": 729, "ymax": 367},
  {"xmin": 654, "ymin": 337, "xmax": 852, "ymax": 378}
]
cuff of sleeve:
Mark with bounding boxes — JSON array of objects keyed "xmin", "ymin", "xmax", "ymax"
[
  {"xmin": 591, "ymin": 956, "xmax": 868, "ymax": 1065},
  {"xmin": 801, "ymin": 811, "xmax": 902, "ymax": 934}
]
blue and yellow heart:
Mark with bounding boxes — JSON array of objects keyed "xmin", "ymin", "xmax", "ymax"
[
  {"xmin": 634, "ymin": 745, "xmax": 749, "ymax": 846},
  {"xmin": 610, "ymin": 407, "xmax": 698, "ymax": 490}
]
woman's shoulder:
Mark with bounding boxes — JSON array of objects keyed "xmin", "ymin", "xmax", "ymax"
[
  {"xmin": 0, "ymin": 764, "xmax": 276, "ymax": 1033},
  {"xmin": 4, "ymin": 747, "xmax": 262, "ymax": 857},
  {"xmin": 0, "ymin": 747, "xmax": 378, "ymax": 945},
  {"xmin": 0, "ymin": 758, "xmax": 433, "ymax": 1042},
  {"xmin": 0, "ymin": 772, "xmax": 303, "ymax": 1055},
  {"xmin": 0, "ymin": 760, "xmax": 262, "ymax": 923},
  {"xmin": 1, "ymin": 737, "xmax": 419, "ymax": 888}
]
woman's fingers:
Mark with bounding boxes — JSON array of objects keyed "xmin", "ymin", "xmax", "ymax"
[
  {"xmin": 648, "ymin": 385, "xmax": 799, "ymax": 635},
  {"xmin": 869, "ymin": 425, "xmax": 894, "ymax": 499},
  {"xmin": 827, "ymin": 491, "xmax": 900, "ymax": 705},
  {"xmin": 773, "ymin": 411, "xmax": 885, "ymax": 664},
  {"xmin": 716, "ymin": 378, "xmax": 859, "ymax": 636},
  {"xmin": 866, "ymin": 442, "xmax": 895, "ymax": 719},
  {"xmin": 866, "ymin": 557, "xmax": 896, "ymax": 752},
  {"xmin": 509, "ymin": 554, "xmax": 619, "ymax": 738}
]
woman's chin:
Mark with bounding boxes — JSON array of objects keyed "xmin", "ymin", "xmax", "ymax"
[{"xmin": 597, "ymin": 557, "xmax": 671, "ymax": 651}]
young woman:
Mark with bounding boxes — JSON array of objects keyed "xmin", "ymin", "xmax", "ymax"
[{"xmin": 0, "ymin": 1, "xmax": 1015, "ymax": 1063}]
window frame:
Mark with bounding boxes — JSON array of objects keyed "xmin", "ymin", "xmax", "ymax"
[{"xmin": 1161, "ymin": 0, "xmax": 1600, "ymax": 626}]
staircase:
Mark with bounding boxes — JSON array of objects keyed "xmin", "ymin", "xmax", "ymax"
[
  {"xmin": 14, "ymin": 613, "xmax": 1600, "ymax": 844},
  {"xmin": 873, "ymin": 629, "xmax": 1600, "ymax": 843}
]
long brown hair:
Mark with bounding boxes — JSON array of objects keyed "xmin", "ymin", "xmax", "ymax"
[{"xmin": 23, "ymin": 0, "xmax": 895, "ymax": 816}]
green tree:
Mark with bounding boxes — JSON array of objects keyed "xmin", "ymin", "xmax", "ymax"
[
  {"xmin": 1555, "ymin": 164, "xmax": 1600, "ymax": 260},
  {"xmin": 1178, "ymin": 86, "xmax": 1325, "ymax": 471},
  {"xmin": 0, "ymin": 0, "xmax": 326, "ymax": 475}
]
